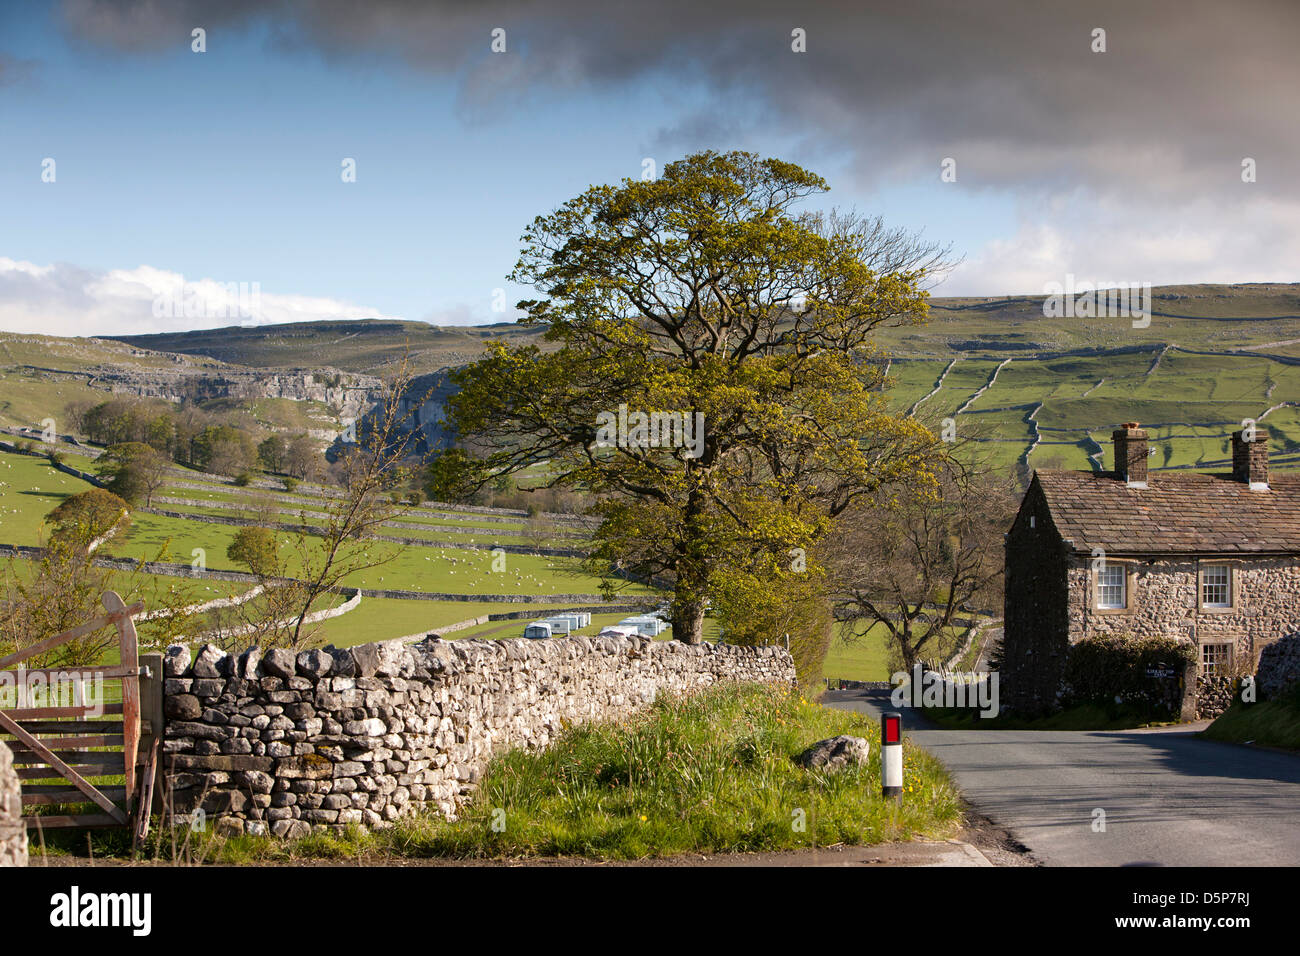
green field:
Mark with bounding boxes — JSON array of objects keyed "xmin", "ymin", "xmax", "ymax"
[
  {"xmin": 0, "ymin": 448, "xmax": 653, "ymax": 657},
  {"xmin": 885, "ymin": 347, "xmax": 1300, "ymax": 477},
  {"xmin": 0, "ymin": 453, "xmax": 88, "ymax": 541},
  {"xmin": 821, "ymin": 621, "xmax": 971, "ymax": 683}
]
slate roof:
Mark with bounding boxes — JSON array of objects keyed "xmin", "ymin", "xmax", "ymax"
[{"xmin": 1034, "ymin": 470, "xmax": 1300, "ymax": 555}]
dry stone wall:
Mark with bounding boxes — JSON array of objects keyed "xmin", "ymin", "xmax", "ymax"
[
  {"xmin": 0, "ymin": 740, "xmax": 26, "ymax": 867},
  {"xmin": 1258, "ymin": 632, "xmax": 1300, "ymax": 700},
  {"xmin": 161, "ymin": 635, "xmax": 794, "ymax": 837},
  {"xmin": 1196, "ymin": 674, "xmax": 1238, "ymax": 719}
]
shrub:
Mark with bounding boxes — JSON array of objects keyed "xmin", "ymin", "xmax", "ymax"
[
  {"xmin": 232, "ymin": 472, "xmax": 253, "ymax": 487},
  {"xmin": 46, "ymin": 489, "xmax": 132, "ymax": 547},
  {"xmin": 282, "ymin": 476, "xmax": 300, "ymax": 493},
  {"xmin": 1062, "ymin": 633, "xmax": 1196, "ymax": 717},
  {"xmin": 226, "ymin": 526, "xmax": 280, "ymax": 577}
]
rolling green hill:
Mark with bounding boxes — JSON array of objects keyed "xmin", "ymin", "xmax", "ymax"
[
  {"xmin": 112, "ymin": 319, "xmax": 542, "ymax": 375},
  {"xmin": 6, "ymin": 282, "xmax": 1300, "ymax": 479}
]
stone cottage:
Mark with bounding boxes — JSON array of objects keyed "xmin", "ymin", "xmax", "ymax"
[{"xmin": 1002, "ymin": 422, "xmax": 1300, "ymax": 714}]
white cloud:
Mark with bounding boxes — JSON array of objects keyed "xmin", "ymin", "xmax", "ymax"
[
  {"xmin": 940, "ymin": 193, "xmax": 1300, "ymax": 297},
  {"xmin": 0, "ymin": 258, "xmax": 403, "ymax": 336}
]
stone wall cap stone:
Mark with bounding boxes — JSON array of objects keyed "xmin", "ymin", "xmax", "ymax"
[
  {"xmin": 262, "ymin": 648, "xmax": 297, "ymax": 681},
  {"xmin": 352, "ymin": 640, "xmax": 415, "ymax": 678},
  {"xmin": 164, "ymin": 644, "xmax": 192, "ymax": 678},
  {"xmin": 191, "ymin": 643, "xmax": 229, "ymax": 679},
  {"xmin": 297, "ymin": 648, "xmax": 333, "ymax": 679},
  {"xmin": 237, "ymin": 647, "xmax": 263, "ymax": 680}
]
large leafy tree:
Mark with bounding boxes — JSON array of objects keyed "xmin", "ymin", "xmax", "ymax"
[
  {"xmin": 97, "ymin": 441, "xmax": 169, "ymax": 506},
  {"xmin": 442, "ymin": 151, "xmax": 948, "ymax": 643}
]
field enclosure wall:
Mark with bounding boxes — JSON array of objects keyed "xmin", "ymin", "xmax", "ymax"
[{"xmin": 161, "ymin": 635, "xmax": 795, "ymax": 837}]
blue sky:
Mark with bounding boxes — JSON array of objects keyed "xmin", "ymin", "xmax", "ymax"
[{"xmin": 2, "ymin": 1, "xmax": 1296, "ymax": 335}]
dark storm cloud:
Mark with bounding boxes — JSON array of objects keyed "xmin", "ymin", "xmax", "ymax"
[{"xmin": 55, "ymin": 0, "xmax": 1300, "ymax": 198}]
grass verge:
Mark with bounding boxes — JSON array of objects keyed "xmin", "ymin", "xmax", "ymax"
[{"xmin": 1201, "ymin": 685, "xmax": 1300, "ymax": 751}]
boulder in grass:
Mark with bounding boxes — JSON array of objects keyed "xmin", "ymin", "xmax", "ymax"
[{"xmin": 797, "ymin": 735, "xmax": 870, "ymax": 771}]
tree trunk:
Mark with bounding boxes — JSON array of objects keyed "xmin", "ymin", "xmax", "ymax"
[
  {"xmin": 900, "ymin": 621, "xmax": 917, "ymax": 673},
  {"xmin": 672, "ymin": 597, "xmax": 707, "ymax": 645}
]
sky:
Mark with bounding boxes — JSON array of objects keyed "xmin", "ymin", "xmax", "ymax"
[{"xmin": 1, "ymin": 0, "xmax": 1298, "ymax": 337}]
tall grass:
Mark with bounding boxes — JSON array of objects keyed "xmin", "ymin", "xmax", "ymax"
[{"xmin": 391, "ymin": 683, "xmax": 961, "ymax": 859}]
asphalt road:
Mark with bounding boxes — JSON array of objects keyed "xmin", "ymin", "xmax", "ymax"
[{"xmin": 826, "ymin": 689, "xmax": 1300, "ymax": 867}]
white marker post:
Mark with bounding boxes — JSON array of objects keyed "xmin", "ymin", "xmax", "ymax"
[{"xmin": 882, "ymin": 711, "xmax": 903, "ymax": 801}]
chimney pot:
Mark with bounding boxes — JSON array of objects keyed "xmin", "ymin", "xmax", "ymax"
[
  {"xmin": 1232, "ymin": 428, "xmax": 1269, "ymax": 489},
  {"xmin": 1113, "ymin": 423, "xmax": 1149, "ymax": 487}
]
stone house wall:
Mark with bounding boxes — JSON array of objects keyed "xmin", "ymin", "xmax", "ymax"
[
  {"xmin": 1002, "ymin": 482, "xmax": 1072, "ymax": 714},
  {"xmin": 1066, "ymin": 555, "xmax": 1300, "ymax": 672},
  {"xmin": 0, "ymin": 740, "xmax": 26, "ymax": 867},
  {"xmin": 161, "ymin": 634, "xmax": 795, "ymax": 838}
]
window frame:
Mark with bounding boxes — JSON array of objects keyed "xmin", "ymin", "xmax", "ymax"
[
  {"xmin": 1199, "ymin": 641, "xmax": 1234, "ymax": 677},
  {"xmin": 1090, "ymin": 559, "xmax": 1135, "ymax": 614},
  {"xmin": 1198, "ymin": 562, "xmax": 1237, "ymax": 613}
]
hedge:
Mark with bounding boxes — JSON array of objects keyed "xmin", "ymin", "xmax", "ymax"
[{"xmin": 1062, "ymin": 633, "xmax": 1196, "ymax": 716}]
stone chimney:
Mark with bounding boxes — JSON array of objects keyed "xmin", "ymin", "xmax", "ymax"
[
  {"xmin": 1232, "ymin": 427, "xmax": 1269, "ymax": 490},
  {"xmin": 1113, "ymin": 422, "xmax": 1148, "ymax": 488}
]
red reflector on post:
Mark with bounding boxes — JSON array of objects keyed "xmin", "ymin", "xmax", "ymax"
[{"xmin": 883, "ymin": 714, "xmax": 901, "ymax": 744}]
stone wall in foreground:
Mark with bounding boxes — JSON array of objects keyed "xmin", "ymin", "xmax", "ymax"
[
  {"xmin": 161, "ymin": 635, "xmax": 795, "ymax": 837},
  {"xmin": 0, "ymin": 740, "xmax": 26, "ymax": 867}
]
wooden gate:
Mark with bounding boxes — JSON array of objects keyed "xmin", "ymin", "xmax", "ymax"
[{"xmin": 0, "ymin": 590, "xmax": 160, "ymax": 841}]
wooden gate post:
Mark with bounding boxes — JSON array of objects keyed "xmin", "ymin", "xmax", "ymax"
[
  {"xmin": 139, "ymin": 653, "xmax": 166, "ymax": 816},
  {"xmin": 101, "ymin": 591, "xmax": 140, "ymax": 806}
]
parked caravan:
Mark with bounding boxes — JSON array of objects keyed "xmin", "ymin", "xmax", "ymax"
[
  {"xmin": 523, "ymin": 622, "xmax": 552, "ymax": 639},
  {"xmin": 597, "ymin": 626, "xmax": 639, "ymax": 638},
  {"xmin": 617, "ymin": 615, "xmax": 666, "ymax": 638}
]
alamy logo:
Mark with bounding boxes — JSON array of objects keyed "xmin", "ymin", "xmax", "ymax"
[
  {"xmin": 152, "ymin": 281, "xmax": 261, "ymax": 322},
  {"xmin": 890, "ymin": 664, "xmax": 1000, "ymax": 717},
  {"xmin": 0, "ymin": 668, "xmax": 104, "ymax": 717},
  {"xmin": 49, "ymin": 887, "xmax": 152, "ymax": 936},
  {"xmin": 594, "ymin": 404, "xmax": 705, "ymax": 459},
  {"xmin": 1042, "ymin": 275, "xmax": 1151, "ymax": 328}
]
